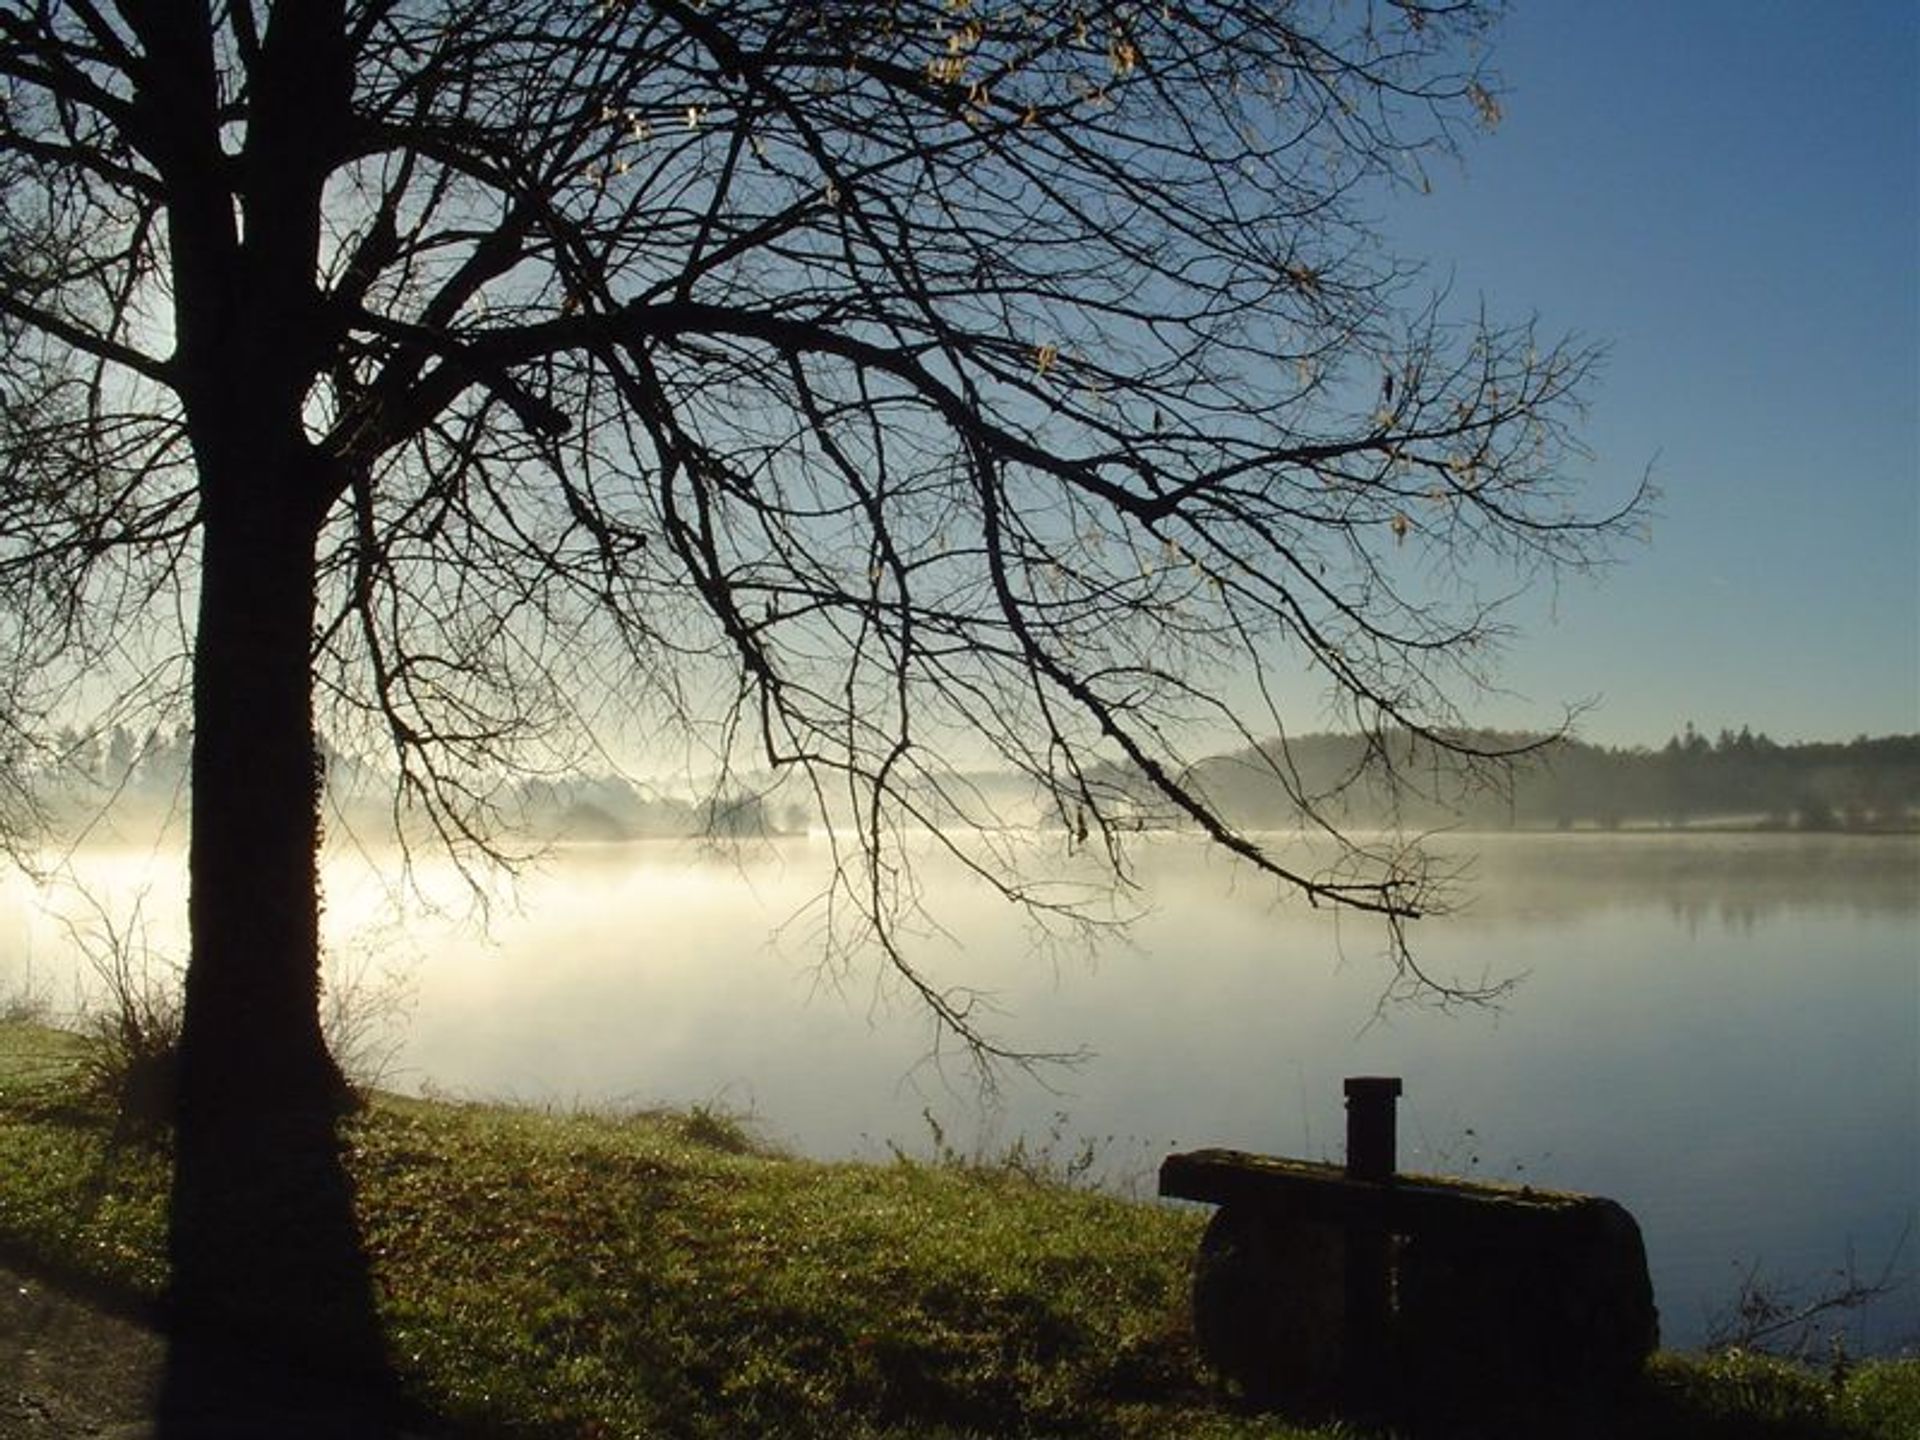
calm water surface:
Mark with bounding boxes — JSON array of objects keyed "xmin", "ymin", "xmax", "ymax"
[{"xmin": 6, "ymin": 830, "xmax": 1915, "ymax": 1351}]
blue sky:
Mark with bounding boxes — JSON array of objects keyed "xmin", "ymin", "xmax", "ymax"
[{"xmin": 1372, "ymin": 0, "xmax": 1918, "ymax": 747}]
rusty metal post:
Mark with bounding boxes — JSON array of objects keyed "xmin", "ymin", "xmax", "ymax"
[{"xmin": 1343, "ymin": 1077, "xmax": 1403, "ymax": 1403}]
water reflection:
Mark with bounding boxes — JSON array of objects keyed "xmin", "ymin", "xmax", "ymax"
[{"xmin": 3, "ymin": 831, "xmax": 1915, "ymax": 1352}]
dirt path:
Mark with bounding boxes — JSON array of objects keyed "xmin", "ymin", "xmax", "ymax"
[
  {"xmin": 0, "ymin": 1261, "xmax": 438, "ymax": 1438},
  {"xmin": 0, "ymin": 1262, "xmax": 165, "ymax": 1438}
]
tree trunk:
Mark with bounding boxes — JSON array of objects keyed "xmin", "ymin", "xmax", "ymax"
[
  {"xmin": 165, "ymin": 445, "xmax": 386, "ymax": 1390},
  {"xmin": 178, "ymin": 477, "xmax": 337, "ymax": 1130},
  {"xmin": 127, "ymin": 1, "xmax": 392, "ymax": 1403}
]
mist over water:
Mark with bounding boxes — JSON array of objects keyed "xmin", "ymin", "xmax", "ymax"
[{"xmin": 5, "ymin": 830, "xmax": 1915, "ymax": 1352}]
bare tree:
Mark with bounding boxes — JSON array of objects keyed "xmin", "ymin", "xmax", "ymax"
[{"xmin": 0, "ymin": 0, "xmax": 1641, "ymax": 1333}]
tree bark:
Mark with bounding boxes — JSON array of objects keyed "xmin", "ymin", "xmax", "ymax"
[
  {"xmin": 178, "ymin": 453, "xmax": 338, "ymax": 1134},
  {"xmin": 164, "ymin": 439, "xmax": 386, "ymax": 1392}
]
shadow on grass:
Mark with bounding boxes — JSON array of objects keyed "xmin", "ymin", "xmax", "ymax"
[{"xmin": 158, "ymin": 1105, "xmax": 426, "ymax": 1438}]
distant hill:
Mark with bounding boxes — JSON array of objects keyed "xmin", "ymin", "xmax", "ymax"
[{"xmin": 1183, "ymin": 726, "xmax": 1920, "ymax": 833}]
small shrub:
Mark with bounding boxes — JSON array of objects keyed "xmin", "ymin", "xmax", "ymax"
[
  {"xmin": 321, "ymin": 941, "xmax": 415, "ymax": 1096},
  {"xmin": 82, "ymin": 952, "xmax": 182, "ymax": 1134},
  {"xmin": 0, "ymin": 982, "xmax": 50, "ymax": 1026},
  {"xmin": 1708, "ymin": 1249, "xmax": 1908, "ymax": 1363},
  {"xmin": 673, "ymin": 1100, "xmax": 767, "ymax": 1156},
  {"xmin": 58, "ymin": 891, "xmax": 182, "ymax": 1133}
]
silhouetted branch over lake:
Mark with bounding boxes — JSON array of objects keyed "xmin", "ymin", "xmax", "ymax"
[{"xmin": 0, "ymin": 2, "xmax": 1654, "ymax": 1406}]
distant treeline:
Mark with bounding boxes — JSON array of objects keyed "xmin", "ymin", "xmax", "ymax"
[
  {"xmin": 31, "ymin": 720, "xmax": 1920, "ymax": 840},
  {"xmin": 32, "ymin": 722, "xmax": 812, "ymax": 844},
  {"xmin": 1185, "ymin": 726, "xmax": 1920, "ymax": 833}
]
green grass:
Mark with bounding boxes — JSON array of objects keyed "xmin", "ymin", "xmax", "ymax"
[{"xmin": 0, "ymin": 1021, "xmax": 1913, "ymax": 1439}]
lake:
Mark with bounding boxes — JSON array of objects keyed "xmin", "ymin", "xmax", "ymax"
[{"xmin": 5, "ymin": 830, "xmax": 1916, "ymax": 1353}]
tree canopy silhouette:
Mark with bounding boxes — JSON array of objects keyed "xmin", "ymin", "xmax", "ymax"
[{"xmin": 0, "ymin": 0, "xmax": 1639, "ymax": 1325}]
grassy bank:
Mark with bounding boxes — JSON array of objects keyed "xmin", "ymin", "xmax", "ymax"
[{"xmin": 0, "ymin": 1021, "xmax": 1913, "ymax": 1439}]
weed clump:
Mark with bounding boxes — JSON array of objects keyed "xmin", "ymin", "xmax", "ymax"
[
  {"xmin": 68, "ymin": 909, "xmax": 181, "ymax": 1136},
  {"xmin": 82, "ymin": 981, "xmax": 180, "ymax": 1135}
]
